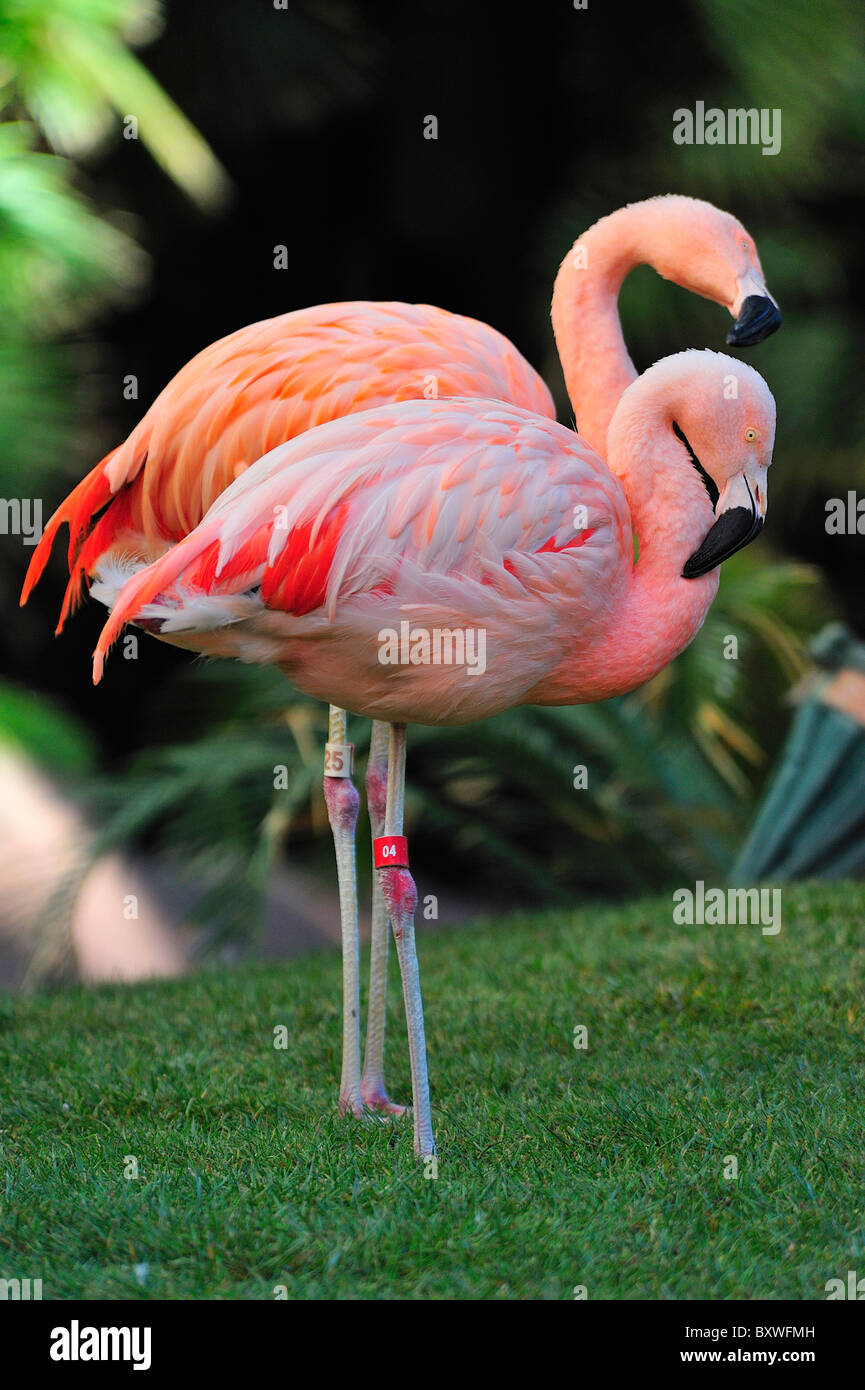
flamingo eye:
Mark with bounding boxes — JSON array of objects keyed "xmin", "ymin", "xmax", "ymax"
[{"xmin": 745, "ymin": 427, "xmax": 758, "ymax": 443}]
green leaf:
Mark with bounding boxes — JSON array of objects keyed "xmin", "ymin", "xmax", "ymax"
[{"xmin": 0, "ymin": 680, "xmax": 95, "ymax": 773}]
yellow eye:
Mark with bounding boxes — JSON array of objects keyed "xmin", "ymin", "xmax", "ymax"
[{"xmin": 745, "ymin": 427, "xmax": 758, "ymax": 443}]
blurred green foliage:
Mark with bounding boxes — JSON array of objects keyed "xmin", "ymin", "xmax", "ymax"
[
  {"xmin": 0, "ymin": 0, "xmax": 861, "ymax": 952},
  {"xmin": 0, "ymin": 677, "xmax": 95, "ymax": 773},
  {"xmin": 0, "ymin": 0, "xmax": 226, "ymax": 448},
  {"xmin": 0, "ymin": 0, "xmax": 228, "ymax": 207},
  {"xmin": 0, "ymin": 0, "xmax": 228, "ymax": 645}
]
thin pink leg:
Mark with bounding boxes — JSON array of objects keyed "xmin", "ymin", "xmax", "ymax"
[
  {"xmin": 361, "ymin": 720, "xmax": 408, "ymax": 1116},
  {"xmin": 323, "ymin": 705, "xmax": 362, "ymax": 1117},
  {"xmin": 376, "ymin": 723, "xmax": 436, "ymax": 1159}
]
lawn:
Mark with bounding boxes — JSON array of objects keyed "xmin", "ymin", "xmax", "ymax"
[{"xmin": 1, "ymin": 880, "xmax": 863, "ymax": 1300}]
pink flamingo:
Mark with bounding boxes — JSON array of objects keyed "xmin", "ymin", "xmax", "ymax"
[
  {"xmin": 554, "ymin": 196, "xmax": 779, "ymax": 456},
  {"xmin": 22, "ymin": 195, "xmax": 779, "ymax": 1120},
  {"xmin": 90, "ymin": 349, "xmax": 777, "ymax": 1157}
]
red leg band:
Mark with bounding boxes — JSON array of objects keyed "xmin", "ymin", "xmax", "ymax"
[{"xmin": 374, "ymin": 835, "xmax": 409, "ymax": 869}]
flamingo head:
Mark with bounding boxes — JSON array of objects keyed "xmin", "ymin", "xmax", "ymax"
[
  {"xmin": 647, "ymin": 197, "xmax": 782, "ymax": 347},
  {"xmin": 655, "ymin": 351, "xmax": 776, "ymax": 579}
]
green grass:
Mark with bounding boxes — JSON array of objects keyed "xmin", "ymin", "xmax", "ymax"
[{"xmin": 1, "ymin": 880, "xmax": 864, "ymax": 1300}]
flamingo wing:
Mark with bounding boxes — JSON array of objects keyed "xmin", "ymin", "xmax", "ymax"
[
  {"xmin": 93, "ymin": 398, "xmax": 632, "ymax": 718},
  {"xmin": 22, "ymin": 302, "xmax": 554, "ymax": 630}
]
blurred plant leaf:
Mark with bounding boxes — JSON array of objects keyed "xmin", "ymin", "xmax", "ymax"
[
  {"xmin": 0, "ymin": 121, "xmax": 144, "ymax": 329},
  {"xmin": 0, "ymin": 679, "xmax": 95, "ymax": 773},
  {"xmin": 0, "ymin": 0, "xmax": 229, "ymax": 209}
]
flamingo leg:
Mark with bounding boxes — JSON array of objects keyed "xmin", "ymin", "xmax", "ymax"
[
  {"xmin": 323, "ymin": 704, "xmax": 362, "ymax": 1116},
  {"xmin": 377, "ymin": 723, "xmax": 436, "ymax": 1159},
  {"xmin": 361, "ymin": 719, "xmax": 407, "ymax": 1116}
]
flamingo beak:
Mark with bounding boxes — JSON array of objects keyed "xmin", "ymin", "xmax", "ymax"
[
  {"xmin": 726, "ymin": 272, "xmax": 782, "ymax": 346},
  {"xmin": 682, "ymin": 468, "xmax": 767, "ymax": 579}
]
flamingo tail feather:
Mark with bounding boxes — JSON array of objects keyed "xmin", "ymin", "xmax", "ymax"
[{"xmin": 20, "ymin": 452, "xmax": 120, "ymax": 624}]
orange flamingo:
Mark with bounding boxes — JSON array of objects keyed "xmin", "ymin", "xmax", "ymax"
[
  {"xmin": 90, "ymin": 350, "xmax": 777, "ymax": 1157},
  {"xmin": 22, "ymin": 195, "xmax": 779, "ymax": 1120}
]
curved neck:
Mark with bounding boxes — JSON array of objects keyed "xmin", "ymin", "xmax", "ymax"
[
  {"xmin": 551, "ymin": 202, "xmax": 673, "ymax": 459},
  {"xmin": 528, "ymin": 389, "xmax": 719, "ymax": 706},
  {"xmin": 585, "ymin": 456, "xmax": 718, "ymax": 700}
]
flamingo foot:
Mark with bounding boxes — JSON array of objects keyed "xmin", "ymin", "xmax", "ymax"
[
  {"xmin": 361, "ymin": 1081, "xmax": 408, "ymax": 1118},
  {"xmin": 337, "ymin": 1091, "xmax": 365, "ymax": 1119}
]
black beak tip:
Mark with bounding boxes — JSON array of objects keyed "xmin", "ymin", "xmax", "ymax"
[
  {"xmin": 681, "ymin": 554, "xmax": 706, "ymax": 580},
  {"xmin": 726, "ymin": 295, "xmax": 782, "ymax": 347},
  {"xmin": 682, "ymin": 509, "xmax": 764, "ymax": 580}
]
